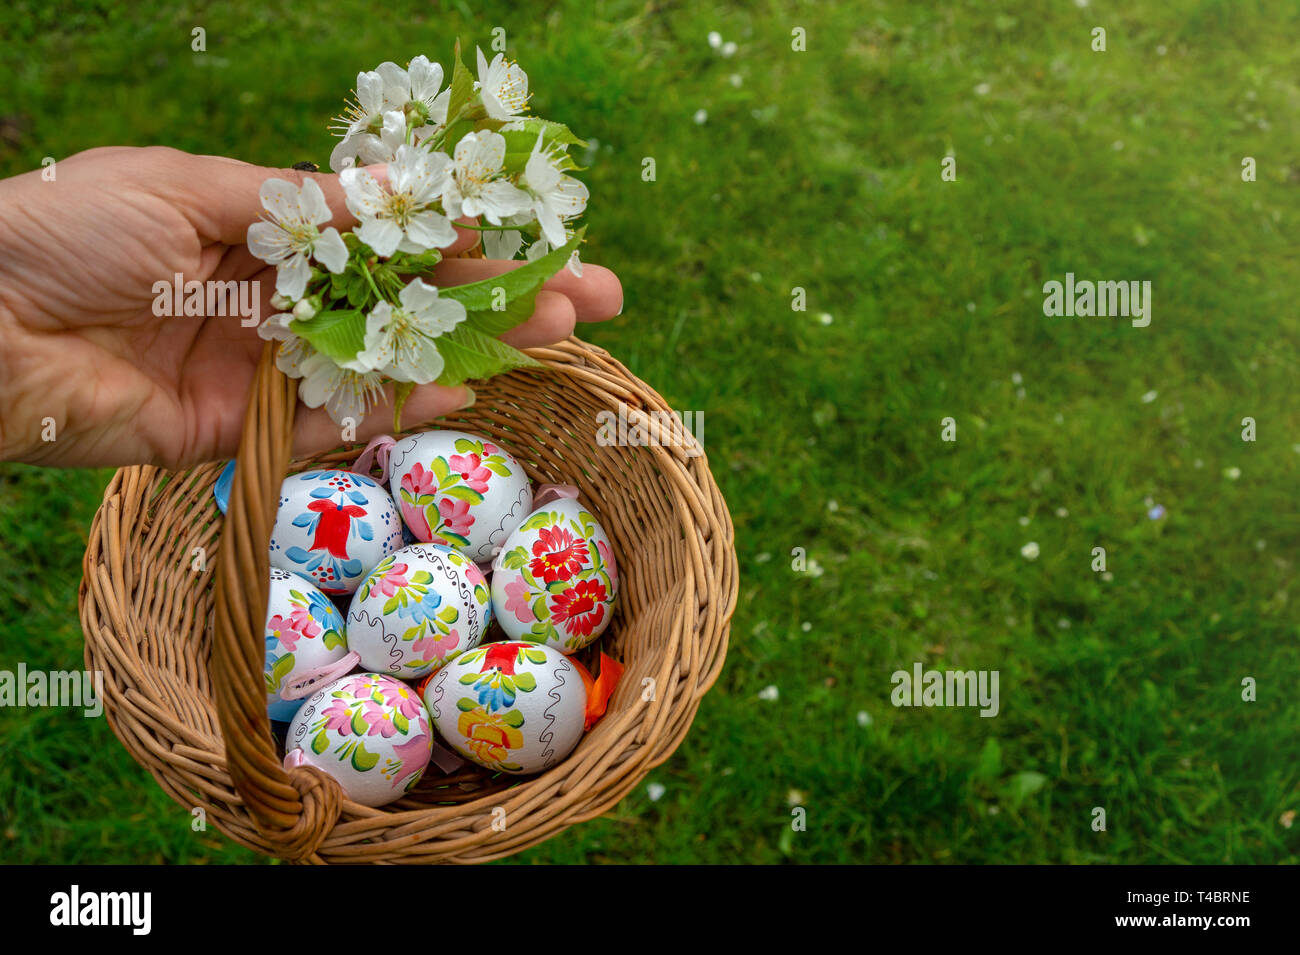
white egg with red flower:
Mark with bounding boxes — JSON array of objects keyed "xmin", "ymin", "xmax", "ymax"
[
  {"xmin": 264, "ymin": 568, "xmax": 355, "ymax": 723},
  {"xmin": 490, "ymin": 497, "xmax": 618, "ymax": 652},
  {"xmin": 270, "ymin": 469, "xmax": 404, "ymax": 595},
  {"xmin": 388, "ymin": 430, "xmax": 533, "ymax": 564},
  {"xmin": 346, "ymin": 542, "xmax": 492, "ymax": 680},
  {"xmin": 422, "ymin": 641, "xmax": 586, "ymax": 775},
  {"xmin": 284, "ymin": 672, "xmax": 433, "ymax": 807}
]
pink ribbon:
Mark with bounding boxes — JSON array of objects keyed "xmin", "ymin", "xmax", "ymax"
[
  {"xmin": 283, "ymin": 748, "xmax": 306, "ymax": 770},
  {"xmin": 352, "ymin": 435, "xmax": 397, "ymax": 484},
  {"xmin": 280, "ymin": 651, "xmax": 362, "ymax": 701},
  {"xmin": 533, "ymin": 483, "xmax": 580, "ymax": 508}
]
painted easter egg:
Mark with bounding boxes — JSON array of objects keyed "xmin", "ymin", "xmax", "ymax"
[
  {"xmin": 284, "ymin": 672, "xmax": 432, "ymax": 807},
  {"xmin": 270, "ymin": 469, "xmax": 404, "ymax": 595},
  {"xmin": 346, "ymin": 543, "xmax": 493, "ymax": 680},
  {"xmin": 388, "ymin": 430, "xmax": 533, "ymax": 564},
  {"xmin": 490, "ymin": 497, "xmax": 618, "ymax": 652},
  {"xmin": 264, "ymin": 568, "xmax": 356, "ymax": 723},
  {"xmin": 422, "ymin": 642, "xmax": 586, "ymax": 775}
]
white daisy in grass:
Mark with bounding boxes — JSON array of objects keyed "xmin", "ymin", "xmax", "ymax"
[
  {"xmin": 341, "ymin": 143, "xmax": 457, "ymax": 256},
  {"xmin": 298, "ymin": 352, "xmax": 387, "ymax": 425},
  {"xmin": 246, "ymin": 179, "xmax": 348, "ymax": 300},
  {"xmin": 521, "ymin": 133, "xmax": 589, "ymax": 248},
  {"xmin": 475, "ymin": 47, "xmax": 530, "ymax": 120},
  {"xmin": 351, "ymin": 278, "xmax": 467, "ymax": 384},
  {"xmin": 442, "ymin": 130, "xmax": 530, "ymax": 224}
]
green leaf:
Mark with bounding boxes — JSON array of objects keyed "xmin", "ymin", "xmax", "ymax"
[
  {"xmin": 502, "ymin": 546, "xmax": 528, "ymax": 570},
  {"xmin": 502, "ymin": 709, "xmax": 525, "ymax": 727},
  {"xmin": 975, "ymin": 738, "xmax": 1002, "ymax": 782},
  {"xmin": 431, "ymin": 458, "xmax": 450, "ymax": 483},
  {"xmin": 394, "ymin": 712, "xmax": 409, "ymax": 734},
  {"xmin": 523, "ymin": 648, "xmax": 548, "ymax": 664},
  {"xmin": 290, "ymin": 309, "xmax": 366, "ymax": 365},
  {"xmin": 383, "ymin": 595, "xmax": 401, "ymax": 616},
  {"xmin": 438, "ymin": 228, "xmax": 585, "ymax": 337},
  {"xmin": 437, "ymin": 605, "xmax": 459, "ymax": 623},
  {"xmin": 269, "ymin": 652, "xmax": 295, "ymax": 688},
  {"xmin": 508, "ymin": 116, "xmax": 588, "ymax": 150},
  {"xmin": 458, "ymin": 673, "xmax": 479, "ymax": 685},
  {"xmin": 351, "ymin": 741, "xmax": 380, "ymax": 772},
  {"xmin": 513, "ymin": 672, "xmax": 536, "ymax": 692},
  {"xmin": 442, "ymin": 485, "xmax": 485, "ymax": 505},
  {"xmin": 434, "ymin": 326, "xmax": 544, "ymax": 387},
  {"xmin": 351, "ymin": 708, "xmax": 368, "ymax": 736},
  {"xmin": 520, "ymin": 512, "xmax": 556, "ymax": 532},
  {"xmin": 531, "ymin": 596, "xmax": 549, "ymax": 621},
  {"xmin": 453, "ymin": 438, "xmax": 478, "ymax": 453},
  {"xmin": 411, "ymin": 571, "xmax": 433, "ymax": 584},
  {"xmin": 484, "ymin": 460, "xmax": 512, "ymax": 477},
  {"xmin": 311, "ymin": 729, "xmax": 330, "ymax": 755},
  {"xmin": 322, "ymin": 629, "xmax": 345, "ymax": 651},
  {"xmin": 1008, "ymin": 771, "xmax": 1049, "ymax": 802},
  {"xmin": 445, "ymin": 39, "xmax": 476, "ymax": 129},
  {"xmin": 456, "ymin": 696, "xmax": 478, "ymax": 712}
]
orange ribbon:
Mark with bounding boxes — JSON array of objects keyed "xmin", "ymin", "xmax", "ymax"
[{"xmin": 571, "ymin": 652, "xmax": 625, "ymax": 731}]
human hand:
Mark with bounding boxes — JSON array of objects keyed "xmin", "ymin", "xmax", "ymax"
[{"xmin": 0, "ymin": 146, "xmax": 622, "ymax": 468}]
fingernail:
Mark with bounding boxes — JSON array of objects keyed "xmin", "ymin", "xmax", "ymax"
[
  {"xmin": 457, "ymin": 387, "xmax": 476, "ymax": 410},
  {"xmin": 616, "ymin": 300, "xmax": 624, "ymax": 316}
]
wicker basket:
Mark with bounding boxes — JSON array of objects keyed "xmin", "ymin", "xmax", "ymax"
[{"xmin": 78, "ymin": 336, "xmax": 737, "ymax": 863}]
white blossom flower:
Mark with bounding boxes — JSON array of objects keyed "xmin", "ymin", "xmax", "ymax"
[
  {"xmin": 341, "ymin": 143, "xmax": 457, "ymax": 256},
  {"xmin": 375, "ymin": 55, "xmax": 450, "ymax": 137},
  {"xmin": 475, "ymin": 48, "xmax": 530, "ymax": 120},
  {"xmin": 330, "ymin": 69, "xmax": 396, "ymax": 147},
  {"xmin": 481, "ymin": 212, "xmax": 533, "ymax": 260},
  {"xmin": 350, "ymin": 278, "xmax": 467, "ymax": 384},
  {"xmin": 298, "ymin": 352, "xmax": 387, "ymax": 424},
  {"xmin": 521, "ymin": 134, "xmax": 589, "ymax": 248},
  {"xmin": 526, "ymin": 229, "xmax": 583, "ymax": 277},
  {"xmin": 246, "ymin": 179, "xmax": 348, "ymax": 300},
  {"xmin": 442, "ymin": 130, "xmax": 530, "ymax": 224},
  {"xmin": 330, "ymin": 108, "xmax": 409, "ymax": 172},
  {"xmin": 1020, "ymin": 541, "xmax": 1040, "ymax": 560},
  {"xmin": 256, "ymin": 312, "xmax": 315, "ymax": 377}
]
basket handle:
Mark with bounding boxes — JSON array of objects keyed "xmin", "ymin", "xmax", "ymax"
[
  {"xmin": 209, "ymin": 239, "xmax": 485, "ymax": 859},
  {"xmin": 211, "ymin": 343, "xmax": 344, "ymax": 861}
]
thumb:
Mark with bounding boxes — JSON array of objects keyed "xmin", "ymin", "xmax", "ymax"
[
  {"xmin": 173, "ymin": 151, "xmax": 482, "ymax": 256},
  {"xmin": 163, "ymin": 151, "xmax": 366, "ymax": 246}
]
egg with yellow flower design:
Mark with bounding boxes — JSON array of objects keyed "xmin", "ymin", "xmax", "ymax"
[{"xmin": 422, "ymin": 641, "xmax": 586, "ymax": 774}]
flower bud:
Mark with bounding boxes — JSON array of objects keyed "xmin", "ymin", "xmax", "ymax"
[
  {"xmin": 404, "ymin": 100, "xmax": 430, "ymax": 127},
  {"xmin": 270, "ymin": 292, "xmax": 294, "ymax": 311},
  {"xmin": 292, "ymin": 296, "xmax": 320, "ymax": 321}
]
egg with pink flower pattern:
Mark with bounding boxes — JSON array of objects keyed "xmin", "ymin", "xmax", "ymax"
[
  {"xmin": 284, "ymin": 672, "xmax": 432, "ymax": 807},
  {"xmin": 388, "ymin": 430, "xmax": 533, "ymax": 564},
  {"xmin": 264, "ymin": 568, "xmax": 355, "ymax": 723},
  {"xmin": 346, "ymin": 543, "xmax": 492, "ymax": 680},
  {"xmin": 490, "ymin": 497, "xmax": 618, "ymax": 653}
]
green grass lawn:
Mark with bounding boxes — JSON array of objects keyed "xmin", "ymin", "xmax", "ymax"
[{"xmin": 1, "ymin": 0, "xmax": 1298, "ymax": 863}]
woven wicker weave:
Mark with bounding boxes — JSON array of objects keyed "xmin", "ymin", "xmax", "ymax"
[{"xmin": 78, "ymin": 335, "xmax": 737, "ymax": 863}]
